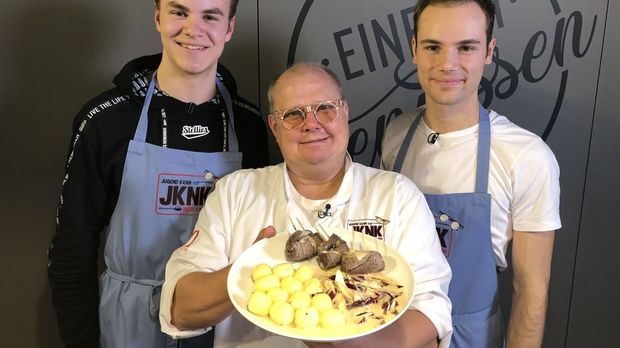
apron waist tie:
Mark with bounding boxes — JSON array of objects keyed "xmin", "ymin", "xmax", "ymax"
[
  {"xmin": 106, "ymin": 269, "xmax": 164, "ymax": 320},
  {"xmin": 452, "ymin": 302, "xmax": 499, "ymax": 325}
]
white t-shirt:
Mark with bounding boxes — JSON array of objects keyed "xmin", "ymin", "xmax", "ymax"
[
  {"xmin": 160, "ymin": 157, "xmax": 453, "ymax": 347},
  {"xmin": 381, "ymin": 110, "xmax": 562, "ymax": 270}
]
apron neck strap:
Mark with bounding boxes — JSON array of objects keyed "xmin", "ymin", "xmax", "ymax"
[
  {"xmin": 392, "ymin": 104, "xmax": 491, "ymax": 193},
  {"xmin": 392, "ymin": 108, "xmax": 424, "ymax": 173},
  {"xmin": 216, "ymin": 77, "xmax": 239, "ymax": 152},
  {"xmin": 134, "ymin": 72, "xmax": 157, "ymax": 142},
  {"xmin": 475, "ymin": 104, "xmax": 491, "ymax": 193}
]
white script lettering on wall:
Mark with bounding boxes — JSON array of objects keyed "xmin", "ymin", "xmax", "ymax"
[{"xmin": 285, "ymin": 0, "xmax": 600, "ymax": 166}]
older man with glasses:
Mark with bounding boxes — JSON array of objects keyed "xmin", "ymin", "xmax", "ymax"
[{"xmin": 159, "ymin": 62, "xmax": 453, "ymax": 348}]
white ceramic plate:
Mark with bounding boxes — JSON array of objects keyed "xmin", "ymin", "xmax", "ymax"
[{"xmin": 227, "ymin": 228, "xmax": 415, "ymax": 342}]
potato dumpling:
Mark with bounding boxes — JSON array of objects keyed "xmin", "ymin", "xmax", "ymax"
[
  {"xmin": 294, "ymin": 307, "xmax": 320, "ymax": 329},
  {"xmin": 288, "ymin": 291, "xmax": 312, "ymax": 310},
  {"xmin": 303, "ymin": 278, "xmax": 323, "ymax": 295},
  {"xmin": 294, "ymin": 264, "xmax": 314, "ymax": 283},
  {"xmin": 247, "ymin": 291, "xmax": 271, "ymax": 316},
  {"xmin": 254, "ymin": 274, "xmax": 280, "ymax": 292},
  {"xmin": 280, "ymin": 276, "xmax": 303, "ymax": 294},
  {"xmin": 272, "ymin": 263, "xmax": 295, "ymax": 279},
  {"xmin": 269, "ymin": 301, "xmax": 294, "ymax": 326},
  {"xmin": 311, "ymin": 293, "xmax": 333, "ymax": 312},
  {"xmin": 267, "ymin": 287, "xmax": 289, "ymax": 303},
  {"xmin": 252, "ymin": 263, "xmax": 272, "ymax": 282},
  {"xmin": 319, "ymin": 308, "xmax": 346, "ymax": 329}
]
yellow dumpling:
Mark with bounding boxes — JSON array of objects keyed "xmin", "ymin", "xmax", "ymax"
[
  {"xmin": 280, "ymin": 276, "xmax": 303, "ymax": 294},
  {"xmin": 319, "ymin": 308, "xmax": 346, "ymax": 329},
  {"xmin": 272, "ymin": 263, "xmax": 295, "ymax": 279},
  {"xmin": 294, "ymin": 307, "xmax": 320, "ymax": 329},
  {"xmin": 254, "ymin": 274, "xmax": 280, "ymax": 292},
  {"xmin": 251, "ymin": 263, "xmax": 272, "ymax": 282},
  {"xmin": 294, "ymin": 264, "xmax": 314, "ymax": 283},
  {"xmin": 288, "ymin": 291, "xmax": 312, "ymax": 310},
  {"xmin": 267, "ymin": 287, "xmax": 289, "ymax": 303},
  {"xmin": 311, "ymin": 293, "xmax": 333, "ymax": 312},
  {"xmin": 303, "ymin": 278, "xmax": 323, "ymax": 295},
  {"xmin": 269, "ymin": 301, "xmax": 295, "ymax": 326},
  {"xmin": 247, "ymin": 291, "xmax": 271, "ymax": 317}
]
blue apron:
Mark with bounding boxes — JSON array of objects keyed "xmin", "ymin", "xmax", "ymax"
[
  {"xmin": 393, "ymin": 105, "xmax": 504, "ymax": 347},
  {"xmin": 99, "ymin": 73, "xmax": 242, "ymax": 348}
]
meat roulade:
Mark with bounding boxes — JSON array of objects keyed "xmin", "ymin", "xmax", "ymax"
[
  {"xmin": 285, "ymin": 229, "xmax": 325, "ymax": 261},
  {"xmin": 317, "ymin": 234, "xmax": 350, "ymax": 270},
  {"xmin": 340, "ymin": 251, "xmax": 385, "ymax": 275}
]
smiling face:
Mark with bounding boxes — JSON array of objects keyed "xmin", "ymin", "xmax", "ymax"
[
  {"xmin": 412, "ymin": 2, "xmax": 495, "ymax": 111},
  {"xmin": 155, "ymin": 0, "xmax": 234, "ymax": 79},
  {"xmin": 268, "ymin": 65, "xmax": 349, "ymax": 175}
]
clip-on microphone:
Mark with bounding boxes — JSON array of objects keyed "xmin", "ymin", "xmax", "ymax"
[{"xmin": 318, "ymin": 204, "xmax": 332, "ymax": 218}]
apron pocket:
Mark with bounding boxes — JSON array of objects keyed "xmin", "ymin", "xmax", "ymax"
[{"xmin": 451, "ymin": 305, "xmax": 504, "ymax": 348}]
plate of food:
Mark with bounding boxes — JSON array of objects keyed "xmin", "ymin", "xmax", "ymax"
[{"xmin": 227, "ymin": 226, "xmax": 415, "ymax": 342}]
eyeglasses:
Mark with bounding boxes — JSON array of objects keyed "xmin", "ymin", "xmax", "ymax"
[{"xmin": 271, "ymin": 99, "xmax": 345, "ymax": 130}]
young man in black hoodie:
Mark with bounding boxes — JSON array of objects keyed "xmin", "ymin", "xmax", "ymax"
[{"xmin": 47, "ymin": 1, "xmax": 268, "ymax": 347}]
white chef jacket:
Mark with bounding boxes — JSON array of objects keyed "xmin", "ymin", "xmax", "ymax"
[{"xmin": 160, "ymin": 156, "xmax": 453, "ymax": 347}]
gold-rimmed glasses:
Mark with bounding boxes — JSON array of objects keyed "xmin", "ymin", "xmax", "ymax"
[{"xmin": 270, "ymin": 99, "xmax": 345, "ymax": 130}]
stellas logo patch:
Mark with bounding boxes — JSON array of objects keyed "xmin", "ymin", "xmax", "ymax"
[
  {"xmin": 156, "ymin": 173, "xmax": 214, "ymax": 215},
  {"xmin": 182, "ymin": 125, "xmax": 210, "ymax": 140}
]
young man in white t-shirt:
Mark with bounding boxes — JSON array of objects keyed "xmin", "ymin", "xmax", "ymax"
[{"xmin": 381, "ymin": 1, "xmax": 561, "ymax": 347}]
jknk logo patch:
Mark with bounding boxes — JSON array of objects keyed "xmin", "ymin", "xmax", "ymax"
[
  {"xmin": 156, "ymin": 173, "xmax": 214, "ymax": 215},
  {"xmin": 347, "ymin": 217, "xmax": 389, "ymax": 240}
]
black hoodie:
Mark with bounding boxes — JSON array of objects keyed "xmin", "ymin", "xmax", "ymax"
[{"xmin": 47, "ymin": 54, "xmax": 268, "ymax": 347}]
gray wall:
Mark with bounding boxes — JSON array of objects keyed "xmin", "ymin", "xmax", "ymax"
[
  {"xmin": 0, "ymin": 1, "xmax": 159, "ymax": 345},
  {"xmin": 565, "ymin": 0, "xmax": 620, "ymax": 346},
  {"xmin": 1, "ymin": 1, "xmax": 617, "ymax": 347}
]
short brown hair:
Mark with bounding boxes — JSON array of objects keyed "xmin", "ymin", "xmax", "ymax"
[
  {"xmin": 413, "ymin": 0, "xmax": 495, "ymax": 45},
  {"xmin": 155, "ymin": 0, "xmax": 239, "ymax": 18}
]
